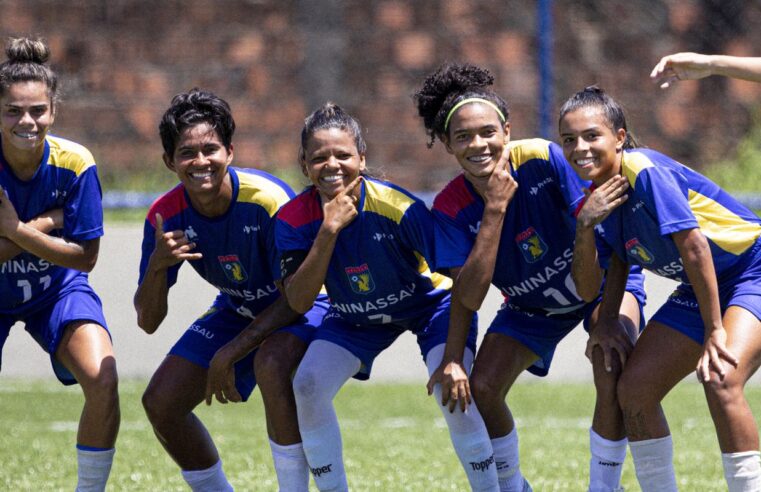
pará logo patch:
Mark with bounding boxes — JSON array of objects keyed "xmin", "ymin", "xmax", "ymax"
[
  {"xmin": 626, "ymin": 238, "xmax": 654, "ymax": 265},
  {"xmin": 345, "ymin": 263, "xmax": 375, "ymax": 294},
  {"xmin": 218, "ymin": 254, "xmax": 248, "ymax": 283},
  {"xmin": 515, "ymin": 227, "xmax": 547, "ymax": 263}
]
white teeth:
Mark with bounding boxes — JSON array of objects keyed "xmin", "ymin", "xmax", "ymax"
[
  {"xmin": 468, "ymin": 154, "xmax": 491, "ymax": 163},
  {"xmin": 575, "ymin": 158, "xmax": 594, "ymax": 166},
  {"xmin": 321, "ymin": 175, "xmax": 343, "ymax": 183},
  {"xmin": 15, "ymin": 132, "xmax": 36, "ymax": 138},
  {"xmin": 191, "ymin": 171, "xmax": 212, "ymax": 179}
]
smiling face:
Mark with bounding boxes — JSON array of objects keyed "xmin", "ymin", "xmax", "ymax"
[
  {"xmin": 443, "ymin": 102, "xmax": 510, "ymax": 179},
  {"xmin": 164, "ymin": 121, "xmax": 233, "ymax": 197},
  {"xmin": 301, "ymin": 127, "xmax": 366, "ymax": 201},
  {"xmin": 559, "ymin": 106, "xmax": 625, "ymax": 185},
  {"xmin": 0, "ymin": 80, "xmax": 54, "ymax": 155}
]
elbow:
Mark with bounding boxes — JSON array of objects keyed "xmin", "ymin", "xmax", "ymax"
[
  {"xmin": 283, "ymin": 291, "xmax": 313, "ymax": 315},
  {"xmin": 458, "ymin": 294, "xmax": 483, "ymax": 312},
  {"xmin": 136, "ymin": 312, "xmax": 159, "ymax": 335},
  {"xmin": 451, "ymin": 284, "xmax": 483, "ymax": 312},
  {"xmin": 572, "ymin": 273, "xmax": 601, "ymax": 303}
]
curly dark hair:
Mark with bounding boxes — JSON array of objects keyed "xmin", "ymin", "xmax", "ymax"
[
  {"xmin": 159, "ymin": 88, "xmax": 235, "ymax": 156},
  {"xmin": 413, "ymin": 62, "xmax": 509, "ymax": 148}
]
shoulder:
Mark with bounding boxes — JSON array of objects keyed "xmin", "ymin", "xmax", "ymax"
[
  {"xmin": 363, "ymin": 178, "xmax": 422, "ymax": 224},
  {"xmin": 277, "ymin": 187, "xmax": 321, "ymax": 229},
  {"xmin": 235, "ymin": 167, "xmax": 296, "ymax": 216},
  {"xmin": 146, "ymin": 184, "xmax": 188, "ymax": 228},
  {"xmin": 621, "ymin": 149, "xmax": 670, "ymax": 186},
  {"xmin": 432, "ymin": 174, "xmax": 475, "ymax": 219},
  {"xmin": 46, "ymin": 135, "xmax": 97, "ymax": 176},
  {"xmin": 508, "ymin": 138, "xmax": 555, "ymax": 169}
]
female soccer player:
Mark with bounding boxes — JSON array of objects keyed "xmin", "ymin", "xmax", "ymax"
[
  {"xmin": 651, "ymin": 52, "xmax": 761, "ymax": 88},
  {"xmin": 414, "ymin": 63, "xmax": 646, "ymax": 492},
  {"xmin": 561, "ymin": 86, "xmax": 761, "ymax": 491},
  {"xmin": 0, "ymin": 37, "xmax": 119, "ymax": 491},
  {"xmin": 279, "ymin": 103, "xmax": 498, "ymax": 491},
  {"xmin": 134, "ymin": 89, "xmax": 327, "ymax": 491}
]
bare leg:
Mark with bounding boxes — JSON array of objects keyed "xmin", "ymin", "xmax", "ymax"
[
  {"xmin": 254, "ymin": 331, "xmax": 307, "ymax": 445},
  {"xmin": 703, "ymin": 305, "xmax": 761, "ymax": 452},
  {"xmin": 141, "ymin": 355, "xmax": 216, "ymax": 470},
  {"xmin": 617, "ymin": 322, "xmax": 700, "ymax": 441},
  {"xmin": 470, "ymin": 333, "xmax": 539, "ymax": 491},
  {"xmin": 469, "ymin": 333, "xmax": 539, "ymax": 438},
  {"xmin": 588, "ymin": 292, "xmax": 641, "ymax": 440},
  {"xmin": 56, "ymin": 321, "xmax": 120, "ymax": 448}
]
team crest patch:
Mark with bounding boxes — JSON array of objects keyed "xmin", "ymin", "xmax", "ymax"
[
  {"xmin": 626, "ymin": 238, "xmax": 654, "ymax": 264},
  {"xmin": 345, "ymin": 263, "xmax": 375, "ymax": 294},
  {"xmin": 515, "ymin": 227, "xmax": 547, "ymax": 263},
  {"xmin": 218, "ymin": 254, "xmax": 248, "ymax": 283}
]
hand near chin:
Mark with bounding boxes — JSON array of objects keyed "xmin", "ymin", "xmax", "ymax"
[
  {"xmin": 322, "ymin": 176, "xmax": 361, "ymax": 234},
  {"xmin": 467, "ymin": 153, "xmax": 517, "ymax": 213},
  {"xmin": 577, "ymin": 175, "xmax": 629, "ymax": 229}
]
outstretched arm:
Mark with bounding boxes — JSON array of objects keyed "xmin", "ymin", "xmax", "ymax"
[{"xmin": 651, "ymin": 53, "xmax": 761, "ymax": 88}]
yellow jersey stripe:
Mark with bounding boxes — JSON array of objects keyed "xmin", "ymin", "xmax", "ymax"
[
  {"xmin": 46, "ymin": 136, "xmax": 96, "ymax": 177},
  {"xmin": 414, "ymin": 251, "xmax": 453, "ymax": 290},
  {"xmin": 622, "ymin": 151, "xmax": 655, "ymax": 186},
  {"xmin": 363, "ymin": 180, "xmax": 414, "ymax": 224},
  {"xmin": 508, "ymin": 139, "xmax": 550, "ymax": 169},
  {"xmin": 237, "ymin": 172, "xmax": 292, "ymax": 217},
  {"xmin": 689, "ymin": 190, "xmax": 761, "ymax": 255}
]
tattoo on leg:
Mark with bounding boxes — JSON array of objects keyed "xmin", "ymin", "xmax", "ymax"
[{"xmin": 623, "ymin": 408, "xmax": 653, "ymax": 440}]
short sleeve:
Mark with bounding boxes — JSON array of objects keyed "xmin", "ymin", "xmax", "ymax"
[
  {"xmin": 63, "ymin": 166, "xmax": 104, "ymax": 241},
  {"xmin": 635, "ymin": 166, "xmax": 697, "ymax": 236}
]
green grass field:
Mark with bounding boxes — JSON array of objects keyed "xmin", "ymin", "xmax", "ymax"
[{"xmin": 1, "ymin": 379, "xmax": 756, "ymax": 491}]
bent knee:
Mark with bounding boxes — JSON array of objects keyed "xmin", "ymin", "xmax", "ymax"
[
  {"xmin": 255, "ymin": 343, "xmax": 303, "ymax": 387},
  {"xmin": 79, "ymin": 365, "xmax": 119, "ymax": 402},
  {"xmin": 617, "ymin": 370, "xmax": 659, "ymax": 411},
  {"xmin": 470, "ymin": 373, "xmax": 505, "ymax": 406},
  {"xmin": 703, "ymin": 372, "xmax": 746, "ymax": 405},
  {"xmin": 292, "ymin": 366, "xmax": 319, "ymax": 403}
]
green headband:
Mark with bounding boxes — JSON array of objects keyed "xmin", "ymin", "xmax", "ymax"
[{"xmin": 444, "ymin": 97, "xmax": 506, "ymax": 131}]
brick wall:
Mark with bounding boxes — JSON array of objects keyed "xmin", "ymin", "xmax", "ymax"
[{"xmin": 2, "ymin": 0, "xmax": 759, "ymax": 193}]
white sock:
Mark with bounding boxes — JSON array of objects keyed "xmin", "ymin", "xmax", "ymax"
[
  {"xmin": 181, "ymin": 460, "xmax": 234, "ymax": 492},
  {"xmin": 269, "ymin": 440, "xmax": 310, "ymax": 492},
  {"xmin": 629, "ymin": 436, "xmax": 677, "ymax": 492},
  {"xmin": 76, "ymin": 446, "xmax": 115, "ymax": 492},
  {"xmin": 293, "ymin": 341, "xmax": 359, "ymax": 492},
  {"xmin": 722, "ymin": 450, "xmax": 761, "ymax": 492},
  {"xmin": 491, "ymin": 429, "xmax": 525, "ymax": 492},
  {"xmin": 588, "ymin": 428, "xmax": 627, "ymax": 492},
  {"xmin": 427, "ymin": 344, "xmax": 498, "ymax": 491}
]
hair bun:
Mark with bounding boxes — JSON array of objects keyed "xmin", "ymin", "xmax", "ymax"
[{"xmin": 6, "ymin": 37, "xmax": 50, "ymax": 65}]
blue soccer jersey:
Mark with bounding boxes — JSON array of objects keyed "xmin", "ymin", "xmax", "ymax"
[
  {"xmin": 139, "ymin": 167, "xmax": 295, "ymax": 317},
  {"xmin": 275, "ymin": 177, "xmax": 452, "ymax": 325},
  {"xmin": 433, "ymin": 139, "xmax": 592, "ymax": 313},
  {"xmin": 0, "ymin": 135, "xmax": 104, "ymax": 315},
  {"xmin": 595, "ymin": 149, "xmax": 761, "ymax": 283}
]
